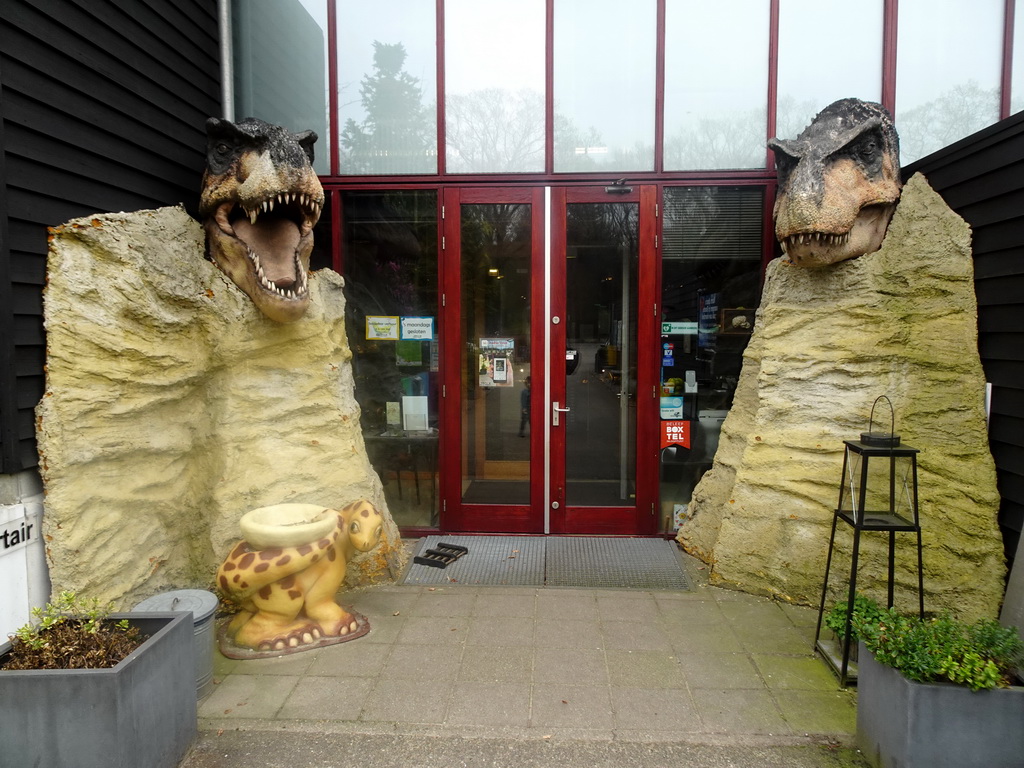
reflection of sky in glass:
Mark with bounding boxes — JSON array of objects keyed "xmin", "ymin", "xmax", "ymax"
[
  {"xmin": 554, "ymin": 0, "xmax": 657, "ymax": 172},
  {"xmin": 776, "ymin": 0, "xmax": 882, "ymax": 141},
  {"xmin": 445, "ymin": 0, "xmax": 544, "ymax": 95},
  {"xmin": 336, "ymin": 0, "xmax": 437, "ymax": 126},
  {"xmin": 445, "ymin": 0, "xmax": 546, "ymax": 172},
  {"xmin": 296, "ymin": 0, "xmax": 327, "ymax": 33},
  {"xmin": 293, "ymin": 0, "xmax": 329, "ymax": 173},
  {"xmin": 896, "ymin": 0, "xmax": 1003, "ymax": 164},
  {"xmin": 663, "ymin": 0, "xmax": 769, "ymax": 171},
  {"xmin": 1013, "ymin": 7, "xmax": 1024, "ymax": 115},
  {"xmin": 306, "ymin": 0, "xmax": 1016, "ymax": 176}
]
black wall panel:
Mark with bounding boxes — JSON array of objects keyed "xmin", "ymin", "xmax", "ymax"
[
  {"xmin": 905, "ymin": 111, "xmax": 1024, "ymax": 564},
  {"xmin": 0, "ymin": 0, "xmax": 220, "ymax": 473}
]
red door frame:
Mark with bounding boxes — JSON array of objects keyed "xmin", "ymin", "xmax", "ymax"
[
  {"xmin": 440, "ymin": 186, "xmax": 547, "ymax": 533},
  {"xmin": 439, "ymin": 185, "xmax": 659, "ymax": 536},
  {"xmin": 548, "ymin": 185, "xmax": 660, "ymax": 535}
]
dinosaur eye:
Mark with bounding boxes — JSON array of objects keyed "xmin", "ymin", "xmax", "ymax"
[
  {"xmin": 855, "ymin": 138, "xmax": 877, "ymax": 162},
  {"xmin": 350, "ymin": 520, "xmax": 361, "ymax": 534},
  {"xmin": 846, "ymin": 132, "xmax": 883, "ymax": 168},
  {"xmin": 207, "ymin": 140, "xmax": 235, "ymax": 173}
]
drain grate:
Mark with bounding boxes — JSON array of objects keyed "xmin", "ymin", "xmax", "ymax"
[
  {"xmin": 413, "ymin": 542, "xmax": 469, "ymax": 568},
  {"xmin": 401, "ymin": 536, "xmax": 690, "ymax": 590}
]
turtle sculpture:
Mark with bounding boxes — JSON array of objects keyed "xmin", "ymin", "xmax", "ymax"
[{"xmin": 216, "ymin": 500, "xmax": 384, "ymax": 657}]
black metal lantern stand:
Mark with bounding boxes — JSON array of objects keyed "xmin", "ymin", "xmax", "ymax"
[{"xmin": 813, "ymin": 397, "xmax": 925, "ymax": 687}]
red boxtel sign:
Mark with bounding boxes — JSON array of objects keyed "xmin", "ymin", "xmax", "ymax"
[{"xmin": 661, "ymin": 420, "xmax": 690, "ymax": 449}]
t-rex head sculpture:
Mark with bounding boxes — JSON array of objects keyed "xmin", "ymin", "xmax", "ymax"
[
  {"xmin": 768, "ymin": 99, "xmax": 902, "ymax": 267},
  {"xmin": 199, "ymin": 117, "xmax": 325, "ymax": 322}
]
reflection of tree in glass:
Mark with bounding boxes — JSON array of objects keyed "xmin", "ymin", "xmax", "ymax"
[
  {"xmin": 347, "ymin": 195, "xmax": 428, "ymax": 315},
  {"xmin": 567, "ymin": 203, "xmax": 638, "ymax": 254},
  {"xmin": 444, "ymin": 87, "xmax": 652, "ymax": 174},
  {"xmin": 460, "ymin": 205, "xmax": 531, "ymax": 383},
  {"xmin": 895, "ymin": 80, "xmax": 999, "ymax": 166},
  {"xmin": 663, "ymin": 106, "xmax": 766, "ymax": 171},
  {"xmin": 446, "ymin": 89, "xmax": 545, "ymax": 173},
  {"xmin": 773, "ymin": 95, "xmax": 827, "ymax": 145},
  {"xmin": 342, "ymin": 191, "xmax": 438, "ymax": 431},
  {"xmin": 340, "ymin": 42, "xmax": 434, "ymax": 174},
  {"xmin": 553, "ymin": 112, "xmax": 654, "ymax": 173}
]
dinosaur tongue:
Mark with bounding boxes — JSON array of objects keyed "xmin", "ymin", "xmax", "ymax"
[{"xmin": 234, "ymin": 218, "xmax": 302, "ymax": 287}]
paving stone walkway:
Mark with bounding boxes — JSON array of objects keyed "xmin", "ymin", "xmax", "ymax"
[{"xmin": 195, "ymin": 581, "xmax": 858, "ymax": 746}]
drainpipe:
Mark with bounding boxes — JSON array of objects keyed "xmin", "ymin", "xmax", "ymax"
[{"xmin": 218, "ymin": 0, "xmax": 235, "ymax": 120}]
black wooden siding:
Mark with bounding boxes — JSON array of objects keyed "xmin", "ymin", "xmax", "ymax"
[
  {"xmin": 904, "ymin": 111, "xmax": 1024, "ymax": 564},
  {"xmin": 0, "ymin": 0, "xmax": 220, "ymax": 473}
]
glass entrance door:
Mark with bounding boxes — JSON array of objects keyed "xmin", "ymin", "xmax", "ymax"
[
  {"xmin": 441, "ymin": 186, "xmax": 657, "ymax": 534},
  {"xmin": 549, "ymin": 186, "xmax": 658, "ymax": 534}
]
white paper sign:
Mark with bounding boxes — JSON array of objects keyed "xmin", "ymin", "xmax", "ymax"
[
  {"xmin": 401, "ymin": 316, "xmax": 434, "ymax": 340},
  {"xmin": 402, "ymin": 396, "xmax": 429, "ymax": 431},
  {"xmin": 366, "ymin": 316, "xmax": 399, "ymax": 340}
]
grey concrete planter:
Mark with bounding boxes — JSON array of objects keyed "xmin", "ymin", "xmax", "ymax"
[
  {"xmin": 857, "ymin": 641, "xmax": 1024, "ymax": 768},
  {"xmin": 0, "ymin": 611, "xmax": 197, "ymax": 768}
]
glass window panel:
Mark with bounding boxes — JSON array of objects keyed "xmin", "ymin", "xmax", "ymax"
[
  {"xmin": 233, "ymin": 0, "xmax": 330, "ymax": 174},
  {"xmin": 565, "ymin": 203, "xmax": 638, "ymax": 506},
  {"xmin": 336, "ymin": 1, "xmax": 438, "ymax": 174},
  {"xmin": 460, "ymin": 205, "xmax": 533, "ymax": 505},
  {"xmin": 896, "ymin": 0, "xmax": 1004, "ymax": 165},
  {"xmin": 445, "ymin": 0, "xmax": 546, "ymax": 173},
  {"xmin": 664, "ymin": 0, "xmax": 769, "ymax": 171},
  {"xmin": 554, "ymin": 0, "xmax": 657, "ymax": 172},
  {"xmin": 776, "ymin": 0, "xmax": 883, "ymax": 141},
  {"xmin": 840, "ymin": 450, "xmax": 917, "ymax": 525},
  {"xmin": 658, "ymin": 186, "xmax": 764, "ymax": 533},
  {"xmin": 342, "ymin": 191, "xmax": 439, "ymax": 528}
]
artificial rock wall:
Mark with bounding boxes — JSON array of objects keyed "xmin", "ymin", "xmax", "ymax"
[
  {"xmin": 37, "ymin": 206, "xmax": 405, "ymax": 607},
  {"xmin": 678, "ymin": 174, "xmax": 1006, "ymax": 621}
]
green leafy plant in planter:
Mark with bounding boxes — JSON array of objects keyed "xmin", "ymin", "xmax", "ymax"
[
  {"xmin": 0, "ymin": 590, "xmax": 196, "ymax": 768},
  {"xmin": 851, "ymin": 595, "xmax": 1024, "ymax": 767},
  {"xmin": 850, "ymin": 595, "xmax": 1023, "ymax": 691},
  {"xmin": 2, "ymin": 590, "xmax": 145, "ymax": 670},
  {"xmin": 824, "ymin": 593, "xmax": 889, "ymax": 647}
]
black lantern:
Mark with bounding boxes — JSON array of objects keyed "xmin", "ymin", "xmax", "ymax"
[{"xmin": 814, "ymin": 396, "xmax": 925, "ymax": 686}]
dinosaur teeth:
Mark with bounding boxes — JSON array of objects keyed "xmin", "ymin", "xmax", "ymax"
[{"xmin": 785, "ymin": 232, "xmax": 852, "ymax": 249}]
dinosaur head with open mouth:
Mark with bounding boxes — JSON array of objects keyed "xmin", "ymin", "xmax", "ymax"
[
  {"xmin": 199, "ymin": 117, "xmax": 325, "ymax": 322},
  {"xmin": 768, "ymin": 99, "xmax": 902, "ymax": 268}
]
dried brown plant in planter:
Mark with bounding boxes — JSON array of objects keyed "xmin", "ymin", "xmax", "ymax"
[{"xmin": 1, "ymin": 591, "xmax": 146, "ymax": 671}]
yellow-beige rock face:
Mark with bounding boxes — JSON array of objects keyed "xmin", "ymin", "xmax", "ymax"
[
  {"xmin": 38, "ymin": 206, "xmax": 405, "ymax": 607},
  {"xmin": 678, "ymin": 174, "xmax": 1005, "ymax": 621}
]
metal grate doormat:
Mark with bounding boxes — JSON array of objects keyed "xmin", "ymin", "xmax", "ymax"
[{"xmin": 401, "ymin": 536, "xmax": 691, "ymax": 590}]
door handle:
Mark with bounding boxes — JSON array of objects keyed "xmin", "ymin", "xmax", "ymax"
[{"xmin": 552, "ymin": 401, "xmax": 571, "ymax": 426}]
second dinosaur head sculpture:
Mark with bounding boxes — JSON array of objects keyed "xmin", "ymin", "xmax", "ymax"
[
  {"xmin": 199, "ymin": 117, "xmax": 325, "ymax": 322},
  {"xmin": 768, "ymin": 99, "xmax": 902, "ymax": 267}
]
